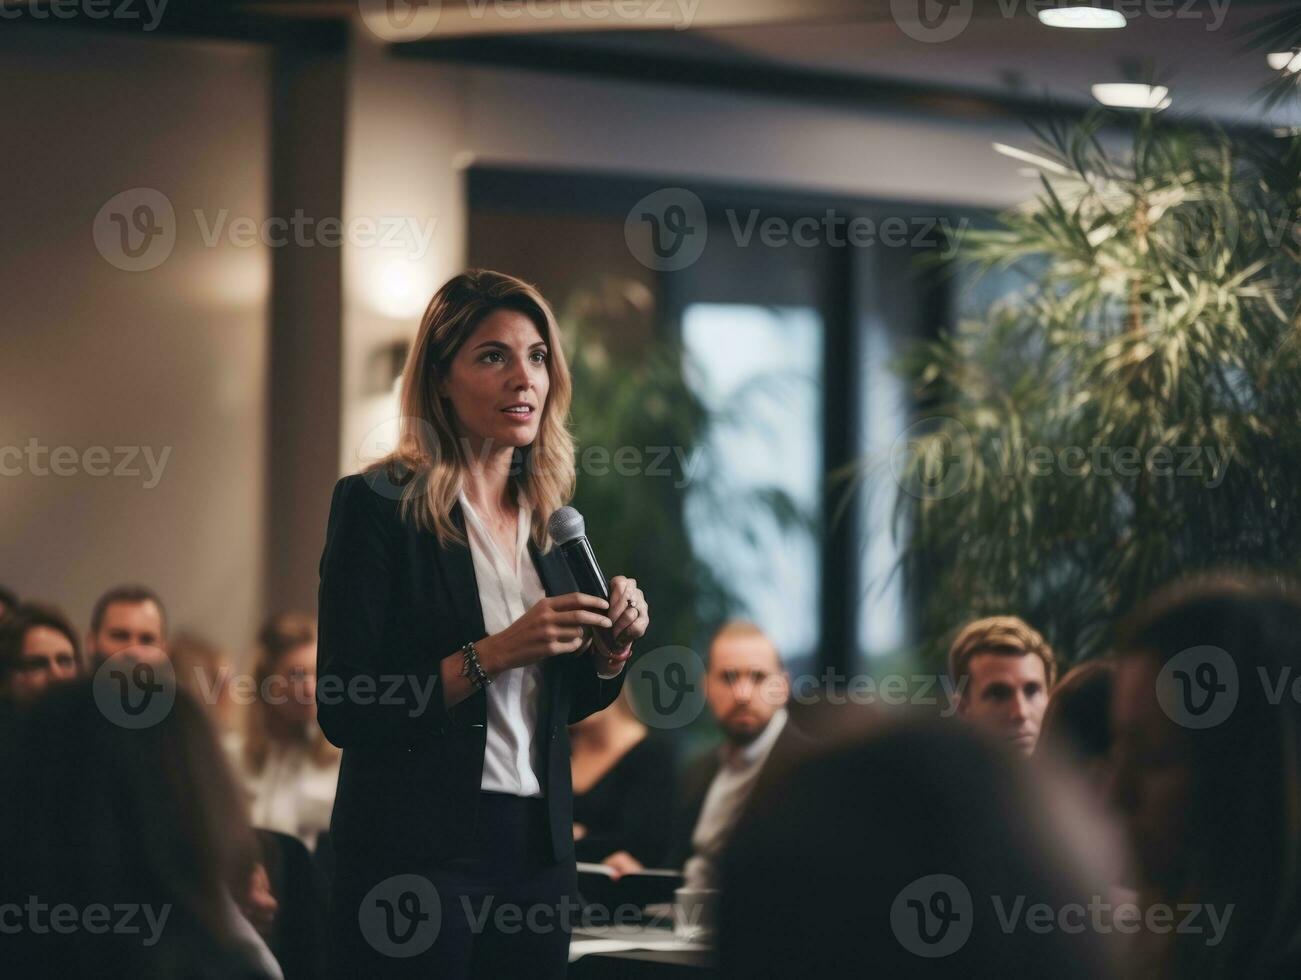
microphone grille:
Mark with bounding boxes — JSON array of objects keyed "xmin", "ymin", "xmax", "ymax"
[{"xmin": 547, "ymin": 506, "xmax": 586, "ymax": 544}]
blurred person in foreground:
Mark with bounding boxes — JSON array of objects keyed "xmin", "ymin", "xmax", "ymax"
[
  {"xmin": 0, "ymin": 601, "xmax": 82, "ymax": 706},
  {"xmin": 950, "ymin": 615, "xmax": 1057, "ymax": 755},
  {"xmin": 85, "ymin": 582, "xmax": 167, "ymax": 666},
  {"xmin": 668, "ymin": 621, "xmax": 812, "ymax": 890},
  {"xmin": 1038, "ymin": 658, "xmax": 1116, "ymax": 803},
  {"xmin": 570, "ymin": 685, "xmax": 677, "ymax": 874},
  {"xmin": 1110, "ymin": 574, "xmax": 1301, "ymax": 979},
  {"xmin": 719, "ymin": 718, "xmax": 1123, "ymax": 979},
  {"xmin": 227, "ymin": 612, "xmax": 340, "ymax": 851},
  {"xmin": 0, "ymin": 678, "xmax": 282, "ymax": 979}
]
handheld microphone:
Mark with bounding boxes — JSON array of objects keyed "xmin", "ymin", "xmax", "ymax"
[{"xmin": 547, "ymin": 506, "xmax": 610, "ymax": 600}]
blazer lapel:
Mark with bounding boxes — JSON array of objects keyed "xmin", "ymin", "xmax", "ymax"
[{"xmin": 435, "ymin": 502, "xmax": 486, "ymax": 644}]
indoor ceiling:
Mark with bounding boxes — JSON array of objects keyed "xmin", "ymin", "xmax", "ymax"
[{"xmin": 9, "ymin": 0, "xmax": 1299, "ymax": 126}]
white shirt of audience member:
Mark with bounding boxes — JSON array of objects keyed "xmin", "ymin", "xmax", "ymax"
[
  {"xmin": 225, "ymin": 732, "xmax": 340, "ymax": 850},
  {"xmin": 685, "ymin": 707, "xmax": 789, "ymax": 890}
]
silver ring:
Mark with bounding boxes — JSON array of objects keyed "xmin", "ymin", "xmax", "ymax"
[{"xmin": 627, "ymin": 597, "xmax": 639, "ymax": 612}]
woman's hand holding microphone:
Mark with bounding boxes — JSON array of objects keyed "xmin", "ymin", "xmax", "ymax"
[
  {"xmin": 475, "ymin": 592, "xmax": 615, "ymax": 673},
  {"xmin": 589, "ymin": 575, "xmax": 649, "ymax": 675},
  {"xmin": 443, "ymin": 579, "xmax": 650, "ymax": 707}
]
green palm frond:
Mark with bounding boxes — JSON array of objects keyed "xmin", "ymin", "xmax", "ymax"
[{"xmin": 885, "ymin": 113, "xmax": 1301, "ymax": 667}]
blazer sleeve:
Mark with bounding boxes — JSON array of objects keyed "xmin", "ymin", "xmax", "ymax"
[
  {"xmin": 315, "ymin": 475, "xmax": 451, "ymax": 749},
  {"xmin": 567, "ymin": 652, "xmax": 627, "ymax": 725}
]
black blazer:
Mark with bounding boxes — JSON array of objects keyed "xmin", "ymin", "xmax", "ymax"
[{"xmin": 316, "ymin": 471, "xmax": 626, "ymax": 866}]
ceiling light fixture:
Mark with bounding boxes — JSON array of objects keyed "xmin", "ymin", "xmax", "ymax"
[
  {"xmin": 1266, "ymin": 52, "xmax": 1301, "ymax": 75},
  {"xmin": 1092, "ymin": 83, "xmax": 1171, "ymax": 110},
  {"xmin": 1037, "ymin": 6, "xmax": 1126, "ymax": 29}
]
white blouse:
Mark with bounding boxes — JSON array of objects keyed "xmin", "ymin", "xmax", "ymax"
[
  {"xmin": 459, "ymin": 491, "xmax": 548, "ymax": 797},
  {"xmin": 224, "ymin": 731, "xmax": 341, "ymax": 850}
]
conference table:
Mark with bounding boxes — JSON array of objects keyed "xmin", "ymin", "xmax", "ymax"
[{"xmin": 568, "ymin": 921, "xmax": 714, "ymax": 978}]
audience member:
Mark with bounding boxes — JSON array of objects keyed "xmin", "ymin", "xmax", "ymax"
[
  {"xmin": 950, "ymin": 615, "xmax": 1056, "ymax": 755},
  {"xmin": 170, "ymin": 628, "xmax": 238, "ymax": 733},
  {"xmin": 226, "ymin": 612, "xmax": 340, "ymax": 851},
  {"xmin": 570, "ymin": 686, "xmax": 677, "ymax": 874},
  {"xmin": 86, "ymin": 583, "xmax": 167, "ymax": 665},
  {"xmin": 0, "ymin": 601, "xmax": 82, "ymax": 704},
  {"xmin": 1111, "ymin": 574, "xmax": 1301, "ymax": 979},
  {"xmin": 0, "ymin": 678, "xmax": 278, "ymax": 979},
  {"xmin": 719, "ymin": 718, "xmax": 1121, "ymax": 979},
  {"xmin": 668, "ymin": 621, "xmax": 812, "ymax": 890}
]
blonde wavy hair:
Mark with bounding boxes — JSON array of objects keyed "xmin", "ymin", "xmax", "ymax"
[
  {"xmin": 947, "ymin": 615, "xmax": 1058, "ymax": 689},
  {"xmin": 371, "ymin": 269, "xmax": 576, "ymax": 550},
  {"xmin": 242, "ymin": 612, "xmax": 338, "ymax": 774}
]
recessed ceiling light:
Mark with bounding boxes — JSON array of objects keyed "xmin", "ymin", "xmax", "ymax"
[
  {"xmin": 1267, "ymin": 52, "xmax": 1301, "ymax": 74},
  {"xmin": 1038, "ymin": 6, "xmax": 1126, "ymax": 29},
  {"xmin": 1092, "ymin": 83, "xmax": 1171, "ymax": 111}
]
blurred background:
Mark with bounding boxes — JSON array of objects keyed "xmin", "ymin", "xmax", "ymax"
[{"xmin": 2, "ymin": 0, "xmax": 1298, "ymax": 682}]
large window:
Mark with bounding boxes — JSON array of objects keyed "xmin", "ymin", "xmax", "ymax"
[{"xmin": 681, "ymin": 303, "xmax": 822, "ymax": 662}]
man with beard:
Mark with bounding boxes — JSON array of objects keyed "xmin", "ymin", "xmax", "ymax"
[
  {"xmin": 85, "ymin": 584, "xmax": 167, "ymax": 667},
  {"xmin": 668, "ymin": 621, "xmax": 810, "ymax": 889}
]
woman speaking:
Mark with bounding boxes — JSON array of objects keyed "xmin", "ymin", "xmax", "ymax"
[{"xmin": 316, "ymin": 270, "xmax": 650, "ymax": 978}]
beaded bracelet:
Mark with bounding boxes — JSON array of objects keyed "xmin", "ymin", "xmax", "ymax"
[{"xmin": 460, "ymin": 640, "xmax": 492, "ymax": 689}]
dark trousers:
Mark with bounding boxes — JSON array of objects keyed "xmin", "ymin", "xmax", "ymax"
[{"xmin": 328, "ymin": 792, "xmax": 578, "ymax": 979}]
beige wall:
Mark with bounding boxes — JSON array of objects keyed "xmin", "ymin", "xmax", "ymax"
[{"xmin": 0, "ymin": 25, "xmax": 271, "ymax": 655}]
